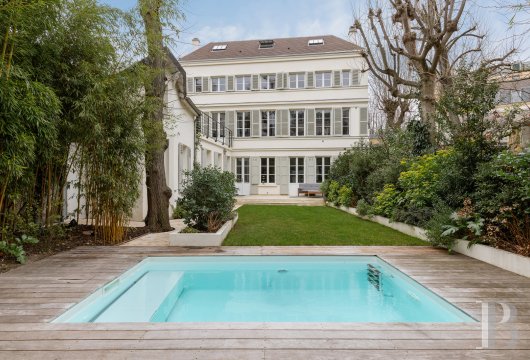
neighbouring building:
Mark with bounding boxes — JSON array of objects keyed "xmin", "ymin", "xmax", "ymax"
[
  {"xmin": 495, "ymin": 63, "xmax": 530, "ymax": 150},
  {"xmin": 180, "ymin": 35, "xmax": 369, "ymax": 196}
]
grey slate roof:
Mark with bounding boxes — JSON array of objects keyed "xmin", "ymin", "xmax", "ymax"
[{"xmin": 181, "ymin": 35, "xmax": 361, "ymax": 61}]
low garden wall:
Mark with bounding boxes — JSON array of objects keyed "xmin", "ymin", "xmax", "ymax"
[
  {"xmin": 169, "ymin": 213, "xmax": 238, "ymax": 247},
  {"xmin": 331, "ymin": 204, "xmax": 530, "ymax": 278}
]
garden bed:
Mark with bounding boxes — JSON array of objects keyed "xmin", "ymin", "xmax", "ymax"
[
  {"xmin": 331, "ymin": 204, "xmax": 530, "ymax": 278},
  {"xmin": 169, "ymin": 213, "xmax": 238, "ymax": 246},
  {"xmin": 0, "ymin": 225, "xmax": 149, "ymax": 274}
]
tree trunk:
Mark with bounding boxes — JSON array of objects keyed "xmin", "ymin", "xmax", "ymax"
[
  {"xmin": 140, "ymin": 0, "xmax": 172, "ymax": 232},
  {"xmin": 420, "ymin": 74, "xmax": 438, "ymax": 143}
]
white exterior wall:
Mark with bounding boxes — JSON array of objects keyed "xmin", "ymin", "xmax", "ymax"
[
  {"xmin": 182, "ymin": 51, "xmax": 369, "ymax": 196},
  {"xmin": 131, "ymin": 74, "xmax": 200, "ymax": 221}
]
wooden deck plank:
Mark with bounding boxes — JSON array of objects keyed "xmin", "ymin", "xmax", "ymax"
[{"xmin": 0, "ymin": 245, "xmax": 528, "ymax": 358}]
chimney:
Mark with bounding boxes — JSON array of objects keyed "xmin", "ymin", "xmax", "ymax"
[
  {"xmin": 192, "ymin": 38, "xmax": 200, "ymax": 47},
  {"xmin": 348, "ymin": 26, "xmax": 356, "ymax": 40}
]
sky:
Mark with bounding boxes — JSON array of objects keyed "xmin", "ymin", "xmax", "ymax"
[{"xmin": 99, "ymin": 0, "xmax": 529, "ymax": 60}]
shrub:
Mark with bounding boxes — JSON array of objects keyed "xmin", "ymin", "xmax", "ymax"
[
  {"xmin": 0, "ymin": 234, "xmax": 38, "ymax": 264},
  {"xmin": 371, "ymin": 184, "xmax": 400, "ymax": 218},
  {"xmin": 392, "ymin": 204, "xmax": 436, "ymax": 227},
  {"xmin": 425, "ymin": 204, "xmax": 458, "ymax": 251},
  {"xmin": 180, "ymin": 226, "xmax": 200, "ymax": 234},
  {"xmin": 425, "ymin": 200, "xmax": 485, "ymax": 252},
  {"xmin": 398, "ymin": 149, "xmax": 454, "ymax": 208},
  {"xmin": 356, "ymin": 198, "xmax": 371, "ymax": 216},
  {"xmin": 172, "ymin": 199, "xmax": 186, "ymax": 219},
  {"xmin": 337, "ymin": 185, "xmax": 354, "ymax": 207},
  {"xmin": 326, "ymin": 180, "xmax": 341, "ymax": 205},
  {"xmin": 180, "ymin": 166, "xmax": 237, "ymax": 232},
  {"xmin": 473, "ymin": 150, "xmax": 530, "ymax": 255},
  {"xmin": 327, "ymin": 144, "xmax": 388, "ymax": 202}
]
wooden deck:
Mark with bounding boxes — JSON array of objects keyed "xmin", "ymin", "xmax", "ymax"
[{"xmin": 0, "ymin": 246, "xmax": 529, "ymax": 359}]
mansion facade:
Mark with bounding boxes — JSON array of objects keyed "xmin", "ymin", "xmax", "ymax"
[{"xmin": 180, "ymin": 35, "xmax": 369, "ymax": 197}]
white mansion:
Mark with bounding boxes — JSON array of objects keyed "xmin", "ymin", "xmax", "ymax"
[
  {"xmin": 68, "ymin": 35, "xmax": 368, "ymax": 221},
  {"xmin": 180, "ymin": 35, "xmax": 369, "ymax": 198},
  {"xmin": 65, "ymin": 35, "xmax": 369, "ymax": 221}
]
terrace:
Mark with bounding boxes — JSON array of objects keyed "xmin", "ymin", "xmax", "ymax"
[{"xmin": 1, "ymin": 245, "xmax": 529, "ymax": 358}]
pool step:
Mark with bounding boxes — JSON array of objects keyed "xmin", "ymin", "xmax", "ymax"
[{"xmin": 93, "ymin": 271, "xmax": 183, "ymax": 322}]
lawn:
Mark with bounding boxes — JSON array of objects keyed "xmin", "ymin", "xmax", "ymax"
[{"xmin": 223, "ymin": 205, "xmax": 427, "ymax": 246}]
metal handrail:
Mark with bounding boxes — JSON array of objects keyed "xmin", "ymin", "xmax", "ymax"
[{"xmin": 196, "ymin": 113, "xmax": 233, "ymax": 147}]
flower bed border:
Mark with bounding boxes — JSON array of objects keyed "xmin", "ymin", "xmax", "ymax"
[
  {"xmin": 169, "ymin": 213, "xmax": 238, "ymax": 247},
  {"xmin": 330, "ymin": 204, "xmax": 530, "ymax": 278}
]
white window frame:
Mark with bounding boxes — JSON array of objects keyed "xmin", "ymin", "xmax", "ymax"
[
  {"xmin": 211, "ymin": 112, "xmax": 225, "ymax": 138},
  {"xmin": 289, "ymin": 109, "xmax": 305, "ymax": 136},
  {"xmin": 236, "ymin": 75, "xmax": 251, "ymax": 91},
  {"xmin": 194, "ymin": 77, "xmax": 202, "ymax": 92},
  {"xmin": 260, "ymin": 74, "xmax": 276, "ymax": 90},
  {"xmin": 211, "ymin": 77, "xmax": 226, "ymax": 92},
  {"xmin": 236, "ymin": 158, "xmax": 249, "ymax": 183},
  {"xmin": 341, "ymin": 70, "xmax": 350, "ymax": 86},
  {"xmin": 315, "ymin": 71, "xmax": 332, "ymax": 87},
  {"xmin": 236, "ymin": 111, "xmax": 251, "ymax": 137},
  {"xmin": 315, "ymin": 109, "xmax": 331, "ymax": 136},
  {"xmin": 316, "ymin": 157, "xmax": 331, "ymax": 183},
  {"xmin": 342, "ymin": 108, "xmax": 350, "ymax": 135},
  {"xmin": 260, "ymin": 157, "xmax": 275, "ymax": 184},
  {"xmin": 289, "ymin": 73, "xmax": 305, "ymax": 89},
  {"xmin": 261, "ymin": 110, "xmax": 276, "ymax": 137},
  {"xmin": 308, "ymin": 38, "xmax": 324, "ymax": 45},
  {"xmin": 290, "ymin": 157, "xmax": 305, "ymax": 183}
]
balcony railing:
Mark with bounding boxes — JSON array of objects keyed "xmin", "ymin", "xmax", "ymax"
[{"xmin": 196, "ymin": 113, "xmax": 233, "ymax": 147}]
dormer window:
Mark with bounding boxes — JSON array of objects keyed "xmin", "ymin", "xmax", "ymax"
[
  {"xmin": 212, "ymin": 44, "xmax": 227, "ymax": 51},
  {"xmin": 259, "ymin": 40, "xmax": 274, "ymax": 49},
  {"xmin": 308, "ymin": 38, "xmax": 324, "ymax": 45}
]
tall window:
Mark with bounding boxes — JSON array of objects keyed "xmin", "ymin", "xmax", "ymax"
[
  {"xmin": 236, "ymin": 75, "xmax": 251, "ymax": 91},
  {"xmin": 289, "ymin": 73, "xmax": 305, "ymax": 88},
  {"xmin": 342, "ymin": 108, "xmax": 350, "ymax": 135},
  {"xmin": 341, "ymin": 70, "xmax": 350, "ymax": 86},
  {"xmin": 236, "ymin": 158, "xmax": 249, "ymax": 183},
  {"xmin": 260, "ymin": 74, "xmax": 276, "ymax": 90},
  {"xmin": 211, "ymin": 77, "xmax": 226, "ymax": 92},
  {"xmin": 261, "ymin": 111, "xmax": 276, "ymax": 136},
  {"xmin": 289, "ymin": 110, "xmax": 305, "ymax": 136},
  {"xmin": 316, "ymin": 109, "xmax": 331, "ymax": 135},
  {"xmin": 316, "ymin": 157, "xmax": 331, "ymax": 183},
  {"xmin": 211, "ymin": 112, "xmax": 225, "ymax": 138},
  {"xmin": 236, "ymin": 111, "xmax": 251, "ymax": 137},
  {"xmin": 194, "ymin": 77, "xmax": 202, "ymax": 92},
  {"xmin": 315, "ymin": 71, "xmax": 331, "ymax": 87},
  {"xmin": 261, "ymin": 158, "xmax": 275, "ymax": 183},
  {"xmin": 290, "ymin": 157, "xmax": 304, "ymax": 183}
]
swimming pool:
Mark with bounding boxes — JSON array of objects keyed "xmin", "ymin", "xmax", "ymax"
[{"xmin": 53, "ymin": 256, "xmax": 475, "ymax": 323}]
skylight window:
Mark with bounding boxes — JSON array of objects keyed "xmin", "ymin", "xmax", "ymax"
[
  {"xmin": 259, "ymin": 40, "xmax": 274, "ymax": 49},
  {"xmin": 308, "ymin": 39, "xmax": 324, "ymax": 46},
  {"xmin": 212, "ymin": 44, "xmax": 227, "ymax": 51}
]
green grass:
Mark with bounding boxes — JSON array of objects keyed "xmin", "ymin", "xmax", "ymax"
[{"xmin": 223, "ymin": 205, "xmax": 427, "ymax": 246}]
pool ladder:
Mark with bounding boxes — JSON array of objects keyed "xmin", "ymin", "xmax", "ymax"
[{"xmin": 367, "ymin": 264, "xmax": 382, "ymax": 291}]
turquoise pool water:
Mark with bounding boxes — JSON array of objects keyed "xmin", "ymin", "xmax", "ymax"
[{"xmin": 53, "ymin": 256, "xmax": 475, "ymax": 323}]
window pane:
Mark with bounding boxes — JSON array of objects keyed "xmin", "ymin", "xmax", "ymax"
[
  {"xmin": 269, "ymin": 111, "xmax": 275, "ymax": 136},
  {"xmin": 244, "ymin": 76, "xmax": 251, "ymax": 90},
  {"xmin": 342, "ymin": 71, "xmax": 350, "ymax": 86}
]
